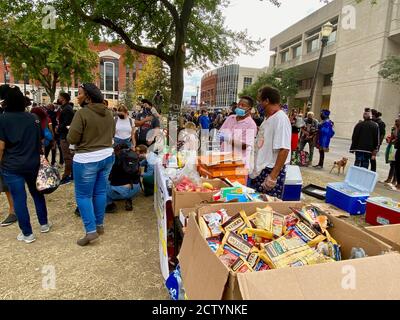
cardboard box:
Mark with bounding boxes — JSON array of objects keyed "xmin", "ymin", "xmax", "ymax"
[
  {"xmin": 172, "ymin": 178, "xmax": 229, "ymax": 216},
  {"xmin": 179, "ymin": 202, "xmax": 400, "ymax": 300},
  {"xmin": 364, "ymin": 224, "xmax": 400, "ymax": 252}
]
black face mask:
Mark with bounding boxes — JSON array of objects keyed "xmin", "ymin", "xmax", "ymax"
[{"xmin": 118, "ymin": 114, "xmax": 125, "ymax": 119}]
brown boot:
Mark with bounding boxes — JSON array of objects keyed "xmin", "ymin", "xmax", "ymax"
[
  {"xmin": 96, "ymin": 226, "xmax": 104, "ymax": 235},
  {"xmin": 77, "ymin": 232, "xmax": 99, "ymax": 246}
]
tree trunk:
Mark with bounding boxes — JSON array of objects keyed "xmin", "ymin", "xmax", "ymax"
[{"xmin": 169, "ymin": 51, "xmax": 185, "ymax": 109}]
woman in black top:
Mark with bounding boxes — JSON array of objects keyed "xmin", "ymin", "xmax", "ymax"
[{"xmin": 0, "ymin": 85, "xmax": 50, "ymax": 243}]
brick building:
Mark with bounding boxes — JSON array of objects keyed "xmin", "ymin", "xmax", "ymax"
[{"xmin": 0, "ymin": 41, "xmax": 148, "ymax": 107}]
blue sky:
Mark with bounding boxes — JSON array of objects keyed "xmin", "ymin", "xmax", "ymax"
[{"xmin": 182, "ymin": 0, "xmax": 326, "ymax": 103}]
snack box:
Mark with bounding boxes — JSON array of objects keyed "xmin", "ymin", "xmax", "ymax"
[
  {"xmin": 282, "ymin": 165, "xmax": 303, "ymax": 201},
  {"xmin": 173, "ymin": 178, "xmax": 229, "ymax": 216},
  {"xmin": 365, "ymin": 197, "xmax": 400, "ymax": 226},
  {"xmin": 179, "ymin": 202, "xmax": 400, "ymax": 300},
  {"xmin": 326, "ymin": 166, "xmax": 378, "ymax": 215}
]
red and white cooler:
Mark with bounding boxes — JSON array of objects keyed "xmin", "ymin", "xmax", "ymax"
[{"xmin": 366, "ymin": 197, "xmax": 400, "ymax": 226}]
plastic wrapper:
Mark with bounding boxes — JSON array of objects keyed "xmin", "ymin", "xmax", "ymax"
[{"xmin": 165, "ymin": 265, "xmax": 186, "ymax": 300}]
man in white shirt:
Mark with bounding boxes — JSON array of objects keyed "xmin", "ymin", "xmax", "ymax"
[{"xmin": 249, "ymin": 86, "xmax": 291, "ymax": 199}]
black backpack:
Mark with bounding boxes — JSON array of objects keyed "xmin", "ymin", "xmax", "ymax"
[{"xmin": 118, "ymin": 148, "xmax": 140, "ymax": 184}]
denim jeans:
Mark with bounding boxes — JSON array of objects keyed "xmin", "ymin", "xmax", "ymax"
[
  {"xmin": 114, "ymin": 137, "xmax": 131, "ymax": 148},
  {"xmin": 354, "ymin": 151, "xmax": 371, "ymax": 169},
  {"xmin": 2, "ymin": 170, "xmax": 48, "ymax": 236},
  {"xmin": 73, "ymin": 154, "xmax": 115, "ymax": 234},
  {"xmin": 106, "ymin": 182, "xmax": 141, "ymax": 205}
]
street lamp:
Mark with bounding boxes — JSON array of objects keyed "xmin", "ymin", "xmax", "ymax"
[
  {"xmin": 307, "ymin": 22, "xmax": 334, "ymax": 112},
  {"xmin": 21, "ymin": 62, "xmax": 28, "ymax": 96}
]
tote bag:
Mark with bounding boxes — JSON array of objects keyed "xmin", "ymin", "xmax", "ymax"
[{"xmin": 36, "ymin": 155, "xmax": 61, "ymax": 194}]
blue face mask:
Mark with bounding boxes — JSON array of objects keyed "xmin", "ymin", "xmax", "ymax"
[{"xmin": 235, "ymin": 108, "xmax": 246, "ymax": 117}]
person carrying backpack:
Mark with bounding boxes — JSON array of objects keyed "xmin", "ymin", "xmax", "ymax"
[{"xmin": 105, "ymin": 143, "xmax": 141, "ymax": 213}]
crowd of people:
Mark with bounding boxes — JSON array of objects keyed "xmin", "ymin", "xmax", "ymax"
[
  {"xmin": 1, "ymin": 82, "xmax": 400, "ymax": 247},
  {"xmin": 0, "ymin": 84, "xmax": 158, "ymax": 246}
]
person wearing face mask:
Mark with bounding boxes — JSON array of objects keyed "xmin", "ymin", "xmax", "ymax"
[
  {"xmin": 135, "ymin": 99, "xmax": 160, "ymax": 147},
  {"xmin": 114, "ymin": 104, "xmax": 136, "ymax": 148},
  {"xmin": 249, "ymin": 86, "xmax": 291, "ymax": 199},
  {"xmin": 67, "ymin": 83, "xmax": 115, "ymax": 246},
  {"xmin": 57, "ymin": 92, "xmax": 75, "ymax": 185},
  {"xmin": 219, "ymin": 96, "xmax": 257, "ymax": 170}
]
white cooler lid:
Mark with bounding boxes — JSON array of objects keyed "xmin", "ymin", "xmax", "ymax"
[
  {"xmin": 284, "ymin": 165, "xmax": 303, "ymax": 185},
  {"xmin": 344, "ymin": 166, "xmax": 378, "ymax": 193}
]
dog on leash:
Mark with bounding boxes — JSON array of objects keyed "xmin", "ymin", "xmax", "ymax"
[{"xmin": 330, "ymin": 157, "xmax": 348, "ymax": 175}]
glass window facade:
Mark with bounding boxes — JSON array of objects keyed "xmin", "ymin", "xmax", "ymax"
[{"xmin": 216, "ymin": 64, "xmax": 239, "ymax": 109}]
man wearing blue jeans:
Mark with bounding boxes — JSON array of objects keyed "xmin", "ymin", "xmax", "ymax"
[
  {"xmin": 105, "ymin": 143, "xmax": 141, "ymax": 213},
  {"xmin": 350, "ymin": 108, "xmax": 379, "ymax": 170}
]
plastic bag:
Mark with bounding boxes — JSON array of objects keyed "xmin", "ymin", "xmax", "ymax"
[{"xmin": 165, "ymin": 265, "xmax": 186, "ymax": 300}]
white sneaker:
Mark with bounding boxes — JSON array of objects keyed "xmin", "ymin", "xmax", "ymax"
[
  {"xmin": 40, "ymin": 222, "xmax": 53, "ymax": 233},
  {"xmin": 17, "ymin": 233, "xmax": 36, "ymax": 243}
]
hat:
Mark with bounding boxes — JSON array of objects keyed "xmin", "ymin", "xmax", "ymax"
[
  {"xmin": 81, "ymin": 83, "xmax": 103, "ymax": 103},
  {"xmin": 321, "ymin": 109, "xmax": 330, "ymax": 118}
]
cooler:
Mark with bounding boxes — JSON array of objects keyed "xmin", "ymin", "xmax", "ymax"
[
  {"xmin": 366, "ymin": 197, "xmax": 400, "ymax": 226},
  {"xmin": 325, "ymin": 166, "xmax": 378, "ymax": 215},
  {"xmin": 282, "ymin": 165, "xmax": 303, "ymax": 201}
]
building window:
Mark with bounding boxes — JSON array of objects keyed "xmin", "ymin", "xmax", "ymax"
[
  {"xmin": 307, "ymin": 38, "xmax": 319, "ymax": 53},
  {"xmin": 271, "ymin": 55, "xmax": 276, "ymax": 67},
  {"xmin": 243, "ymin": 77, "xmax": 253, "ymax": 89},
  {"xmin": 299, "ymin": 78, "xmax": 313, "ymax": 90},
  {"xmin": 328, "ymin": 30, "xmax": 337, "ymax": 44},
  {"xmin": 281, "ymin": 50, "xmax": 289, "ymax": 63},
  {"xmin": 324, "ymin": 73, "xmax": 333, "ymax": 87},
  {"xmin": 126, "ymin": 65, "xmax": 130, "ymax": 80},
  {"xmin": 100, "ymin": 58, "xmax": 119, "ymax": 92},
  {"xmin": 5, "ymin": 72, "xmax": 10, "ymax": 83},
  {"xmin": 293, "ymin": 45, "xmax": 302, "ymax": 58}
]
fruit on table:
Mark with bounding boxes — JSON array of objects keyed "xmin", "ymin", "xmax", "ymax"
[
  {"xmin": 175, "ymin": 176, "xmax": 217, "ymax": 192},
  {"xmin": 202, "ymin": 182, "xmax": 214, "ymax": 190}
]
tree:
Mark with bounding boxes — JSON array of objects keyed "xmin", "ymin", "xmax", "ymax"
[
  {"xmin": 133, "ymin": 56, "xmax": 171, "ymax": 113},
  {"xmin": 379, "ymin": 56, "xmax": 400, "ymax": 85},
  {"xmin": 0, "ymin": 10, "xmax": 98, "ymax": 101},
  {"xmin": 41, "ymin": 0, "xmax": 264, "ymax": 108},
  {"xmin": 240, "ymin": 68, "xmax": 299, "ymax": 104}
]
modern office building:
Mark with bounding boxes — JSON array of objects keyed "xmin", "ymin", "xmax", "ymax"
[
  {"xmin": 0, "ymin": 42, "xmax": 148, "ymax": 107},
  {"xmin": 269, "ymin": 0, "xmax": 400, "ymax": 138},
  {"xmin": 200, "ymin": 64, "xmax": 265, "ymax": 109}
]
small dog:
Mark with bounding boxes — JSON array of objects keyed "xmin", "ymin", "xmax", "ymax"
[{"xmin": 330, "ymin": 157, "xmax": 348, "ymax": 175}]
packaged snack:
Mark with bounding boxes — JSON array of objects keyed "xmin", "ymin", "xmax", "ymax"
[
  {"xmin": 217, "ymin": 231, "xmax": 254, "ymax": 257},
  {"xmin": 218, "ymin": 246, "xmax": 241, "ymax": 267},
  {"xmin": 254, "ymin": 207, "xmax": 274, "ymax": 231},
  {"xmin": 202, "ymin": 209, "xmax": 229, "ymax": 237},
  {"xmin": 272, "ymin": 214, "xmax": 284, "ymax": 238},
  {"xmin": 240, "ymin": 228, "xmax": 274, "ymax": 241},
  {"xmin": 231, "ymin": 257, "xmax": 253, "ymax": 273},
  {"xmin": 254, "ymin": 259, "xmax": 271, "ymax": 271},
  {"xmin": 221, "ymin": 211, "xmax": 252, "ymax": 234},
  {"xmin": 246, "ymin": 252, "xmax": 260, "ymax": 269},
  {"xmin": 207, "ymin": 236, "xmax": 221, "ymax": 253},
  {"xmin": 284, "ymin": 213, "xmax": 299, "ymax": 231},
  {"xmin": 198, "ymin": 216, "xmax": 212, "ymax": 238},
  {"xmin": 290, "ymin": 222, "xmax": 326, "ymax": 247}
]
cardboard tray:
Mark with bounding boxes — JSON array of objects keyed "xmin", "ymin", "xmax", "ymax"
[{"xmin": 179, "ymin": 202, "xmax": 400, "ymax": 300}]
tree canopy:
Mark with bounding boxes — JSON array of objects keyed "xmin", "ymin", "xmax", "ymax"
[
  {"xmin": 379, "ymin": 56, "xmax": 400, "ymax": 85},
  {"xmin": 240, "ymin": 68, "xmax": 299, "ymax": 104},
  {"xmin": 133, "ymin": 56, "xmax": 171, "ymax": 112},
  {"xmin": 0, "ymin": 4, "xmax": 98, "ymax": 101}
]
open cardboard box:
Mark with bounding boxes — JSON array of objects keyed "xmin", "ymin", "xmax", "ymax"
[
  {"xmin": 179, "ymin": 202, "xmax": 400, "ymax": 300},
  {"xmin": 172, "ymin": 178, "xmax": 230, "ymax": 216},
  {"xmin": 364, "ymin": 224, "xmax": 400, "ymax": 252}
]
